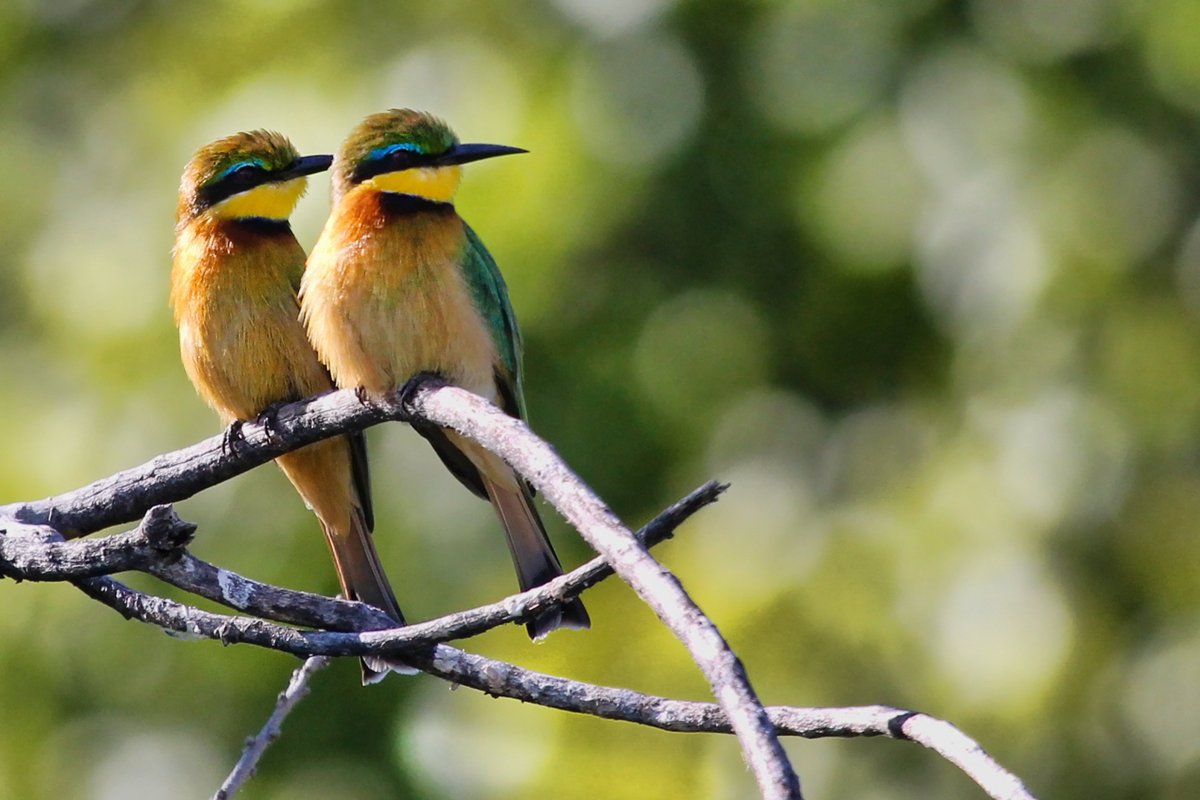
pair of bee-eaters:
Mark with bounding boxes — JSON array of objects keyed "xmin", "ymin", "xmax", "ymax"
[{"xmin": 170, "ymin": 109, "xmax": 589, "ymax": 682}]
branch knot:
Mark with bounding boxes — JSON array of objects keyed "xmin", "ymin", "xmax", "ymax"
[{"xmin": 140, "ymin": 505, "xmax": 196, "ymax": 559}]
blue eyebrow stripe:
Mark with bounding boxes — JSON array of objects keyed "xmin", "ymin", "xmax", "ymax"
[
  {"xmin": 215, "ymin": 158, "xmax": 267, "ymax": 181},
  {"xmin": 366, "ymin": 142, "xmax": 423, "ymax": 161}
]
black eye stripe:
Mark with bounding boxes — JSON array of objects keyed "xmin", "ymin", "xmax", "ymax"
[
  {"xmin": 197, "ymin": 163, "xmax": 276, "ymax": 209},
  {"xmin": 352, "ymin": 148, "xmax": 437, "ymax": 183}
]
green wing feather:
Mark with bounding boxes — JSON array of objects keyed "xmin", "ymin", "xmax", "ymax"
[{"xmin": 460, "ymin": 223, "xmax": 527, "ymax": 419}]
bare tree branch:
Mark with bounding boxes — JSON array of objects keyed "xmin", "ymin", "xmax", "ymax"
[
  {"xmin": 62, "ymin": 548, "xmax": 1032, "ymax": 800},
  {"xmin": 1, "ymin": 481, "xmax": 724, "ymax": 642},
  {"xmin": 1, "ymin": 496, "xmax": 1036, "ymax": 798},
  {"xmin": 404, "ymin": 381, "xmax": 802, "ymax": 798},
  {"xmin": 0, "ymin": 504, "xmax": 197, "ymax": 580},
  {"xmin": 2, "ymin": 378, "xmax": 801, "ymax": 797},
  {"xmin": 0, "ymin": 378, "xmax": 1040, "ymax": 799},
  {"xmin": 206, "ymin": 642, "xmax": 1036, "ymax": 800},
  {"xmin": 213, "ymin": 656, "xmax": 332, "ymax": 800},
  {"xmin": 0, "ymin": 387, "xmax": 399, "ymax": 536},
  {"xmin": 405, "ymin": 646, "xmax": 1036, "ymax": 800}
]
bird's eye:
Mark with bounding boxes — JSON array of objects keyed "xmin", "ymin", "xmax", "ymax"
[
  {"xmin": 387, "ymin": 149, "xmax": 419, "ymax": 169},
  {"xmin": 232, "ymin": 164, "xmax": 264, "ymax": 179},
  {"xmin": 365, "ymin": 143, "xmax": 424, "ymax": 169},
  {"xmin": 217, "ymin": 162, "xmax": 266, "ymax": 184}
]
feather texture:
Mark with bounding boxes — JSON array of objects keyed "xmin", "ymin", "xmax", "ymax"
[
  {"xmin": 302, "ymin": 112, "xmax": 589, "ymax": 637},
  {"xmin": 172, "ymin": 132, "xmax": 407, "ymax": 683}
]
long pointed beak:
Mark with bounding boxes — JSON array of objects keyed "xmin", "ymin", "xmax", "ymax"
[
  {"xmin": 436, "ymin": 143, "xmax": 528, "ymax": 167},
  {"xmin": 276, "ymin": 154, "xmax": 334, "ymax": 181}
]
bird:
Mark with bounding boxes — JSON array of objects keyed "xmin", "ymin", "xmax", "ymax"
[
  {"xmin": 170, "ymin": 130, "xmax": 407, "ymax": 683},
  {"xmin": 299, "ymin": 109, "xmax": 590, "ymax": 639}
]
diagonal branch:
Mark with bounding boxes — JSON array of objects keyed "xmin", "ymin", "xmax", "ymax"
[
  {"xmin": 213, "ymin": 656, "xmax": 332, "ymax": 800},
  {"xmin": 404, "ymin": 380, "xmax": 802, "ymax": 798}
]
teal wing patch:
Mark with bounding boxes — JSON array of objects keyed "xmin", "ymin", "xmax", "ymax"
[{"xmin": 461, "ymin": 223, "xmax": 527, "ymax": 419}]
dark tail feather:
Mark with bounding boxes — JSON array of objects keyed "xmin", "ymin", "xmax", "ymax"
[
  {"xmin": 483, "ymin": 477, "xmax": 591, "ymax": 639},
  {"xmin": 322, "ymin": 507, "xmax": 413, "ymax": 683}
]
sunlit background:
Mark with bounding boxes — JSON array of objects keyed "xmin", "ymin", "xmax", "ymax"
[{"xmin": 2, "ymin": 1, "xmax": 1199, "ymax": 798}]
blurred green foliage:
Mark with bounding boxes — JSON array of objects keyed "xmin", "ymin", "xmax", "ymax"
[{"xmin": 2, "ymin": 0, "xmax": 1200, "ymax": 797}]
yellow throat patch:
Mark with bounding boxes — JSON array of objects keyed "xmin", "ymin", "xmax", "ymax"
[
  {"xmin": 365, "ymin": 166, "xmax": 463, "ymax": 203},
  {"xmin": 212, "ymin": 177, "xmax": 308, "ymax": 220}
]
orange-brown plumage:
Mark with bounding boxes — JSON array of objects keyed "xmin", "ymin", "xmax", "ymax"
[
  {"xmin": 301, "ymin": 110, "xmax": 589, "ymax": 639},
  {"xmin": 172, "ymin": 219, "xmax": 327, "ymax": 418},
  {"xmin": 171, "ymin": 131, "xmax": 407, "ymax": 683},
  {"xmin": 301, "ymin": 186, "xmax": 499, "ymax": 399}
]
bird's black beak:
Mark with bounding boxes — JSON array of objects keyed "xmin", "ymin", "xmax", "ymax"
[
  {"xmin": 436, "ymin": 143, "xmax": 528, "ymax": 167},
  {"xmin": 277, "ymin": 154, "xmax": 334, "ymax": 181}
]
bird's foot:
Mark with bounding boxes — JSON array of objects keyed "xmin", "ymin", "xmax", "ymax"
[
  {"xmin": 255, "ymin": 401, "xmax": 288, "ymax": 441},
  {"xmin": 354, "ymin": 385, "xmax": 371, "ymax": 406},
  {"xmin": 397, "ymin": 372, "xmax": 442, "ymax": 410},
  {"xmin": 222, "ymin": 419, "xmax": 246, "ymax": 456}
]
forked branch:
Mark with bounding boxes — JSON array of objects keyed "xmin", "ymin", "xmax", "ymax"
[
  {"xmin": 0, "ymin": 378, "xmax": 1037, "ymax": 800},
  {"xmin": 1, "ymin": 377, "xmax": 800, "ymax": 797},
  {"xmin": 11, "ymin": 515, "xmax": 1028, "ymax": 800}
]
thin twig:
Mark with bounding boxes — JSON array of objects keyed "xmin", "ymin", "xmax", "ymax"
[
  {"xmin": 896, "ymin": 715, "xmax": 1035, "ymax": 800},
  {"xmin": 212, "ymin": 656, "xmax": 332, "ymax": 800}
]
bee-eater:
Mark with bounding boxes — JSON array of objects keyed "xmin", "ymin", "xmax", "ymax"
[
  {"xmin": 300, "ymin": 109, "xmax": 590, "ymax": 639},
  {"xmin": 171, "ymin": 130, "xmax": 406, "ymax": 683}
]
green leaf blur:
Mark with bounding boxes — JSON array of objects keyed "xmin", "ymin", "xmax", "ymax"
[{"xmin": 2, "ymin": 1, "xmax": 1198, "ymax": 797}]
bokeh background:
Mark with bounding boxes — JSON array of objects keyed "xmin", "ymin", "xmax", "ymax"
[{"xmin": 2, "ymin": 0, "xmax": 1199, "ymax": 797}]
